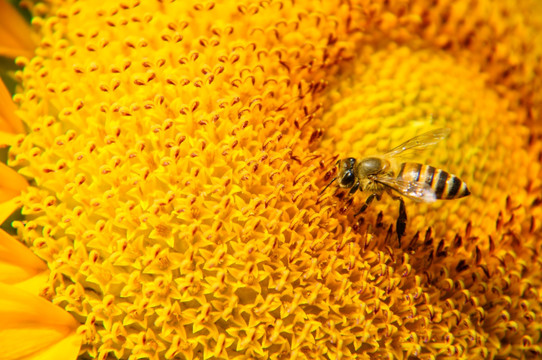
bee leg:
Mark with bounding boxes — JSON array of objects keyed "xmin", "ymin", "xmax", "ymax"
[
  {"xmin": 395, "ymin": 197, "xmax": 407, "ymax": 247},
  {"xmin": 385, "ymin": 190, "xmax": 407, "ymax": 246},
  {"xmin": 348, "ymin": 182, "xmax": 359, "ymax": 195},
  {"xmin": 354, "ymin": 193, "xmax": 381, "ymax": 216}
]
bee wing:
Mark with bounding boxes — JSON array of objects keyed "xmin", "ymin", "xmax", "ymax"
[
  {"xmin": 383, "ymin": 128, "xmax": 450, "ymax": 159},
  {"xmin": 375, "ymin": 176, "xmax": 437, "ymax": 203}
]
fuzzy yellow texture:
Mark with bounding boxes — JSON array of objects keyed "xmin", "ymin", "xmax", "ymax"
[{"xmin": 8, "ymin": 0, "xmax": 542, "ymax": 359}]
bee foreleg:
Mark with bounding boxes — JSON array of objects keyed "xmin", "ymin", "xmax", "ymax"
[
  {"xmin": 348, "ymin": 182, "xmax": 360, "ymax": 195},
  {"xmin": 354, "ymin": 193, "xmax": 381, "ymax": 216}
]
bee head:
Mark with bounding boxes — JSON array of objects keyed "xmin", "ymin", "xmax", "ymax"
[{"xmin": 337, "ymin": 157, "xmax": 357, "ymax": 188}]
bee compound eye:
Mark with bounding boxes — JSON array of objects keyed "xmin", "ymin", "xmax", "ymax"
[{"xmin": 341, "ymin": 171, "xmax": 355, "ymax": 187}]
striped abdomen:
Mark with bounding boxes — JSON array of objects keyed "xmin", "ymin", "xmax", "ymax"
[{"xmin": 397, "ymin": 163, "xmax": 470, "ymax": 200}]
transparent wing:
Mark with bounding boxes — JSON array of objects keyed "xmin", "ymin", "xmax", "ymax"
[
  {"xmin": 383, "ymin": 128, "xmax": 450, "ymax": 159},
  {"xmin": 375, "ymin": 176, "xmax": 437, "ymax": 203}
]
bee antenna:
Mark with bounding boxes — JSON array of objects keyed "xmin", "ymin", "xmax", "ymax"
[{"xmin": 320, "ymin": 176, "xmax": 338, "ymax": 195}]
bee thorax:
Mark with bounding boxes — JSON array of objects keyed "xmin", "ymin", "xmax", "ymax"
[{"xmin": 357, "ymin": 157, "xmax": 387, "ymax": 177}]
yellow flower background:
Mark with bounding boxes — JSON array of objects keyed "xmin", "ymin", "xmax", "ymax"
[{"xmin": 1, "ymin": 0, "xmax": 542, "ymax": 359}]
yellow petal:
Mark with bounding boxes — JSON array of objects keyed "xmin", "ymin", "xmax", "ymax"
[
  {"xmin": 11, "ymin": 270, "xmax": 50, "ymax": 296},
  {"xmin": 0, "ymin": 130, "xmax": 20, "ymax": 147},
  {"xmin": 0, "ymin": 0, "xmax": 35, "ymax": 59},
  {"xmin": 0, "ymin": 78, "xmax": 24, "ymax": 135},
  {"xmin": 0, "ymin": 283, "xmax": 81, "ymax": 360},
  {"xmin": 0, "ymin": 197, "xmax": 20, "ymax": 224},
  {"xmin": 0, "ymin": 229, "xmax": 48, "ymax": 292},
  {"xmin": 0, "ymin": 161, "xmax": 28, "ymax": 203}
]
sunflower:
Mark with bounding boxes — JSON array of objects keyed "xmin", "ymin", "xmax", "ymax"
[{"xmin": 1, "ymin": 0, "xmax": 541, "ymax": 359}]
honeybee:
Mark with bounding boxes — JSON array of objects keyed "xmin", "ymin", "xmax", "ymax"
[{"xmin": 321, "ymin": 128, "xmax": 470, "ymax": 245}]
